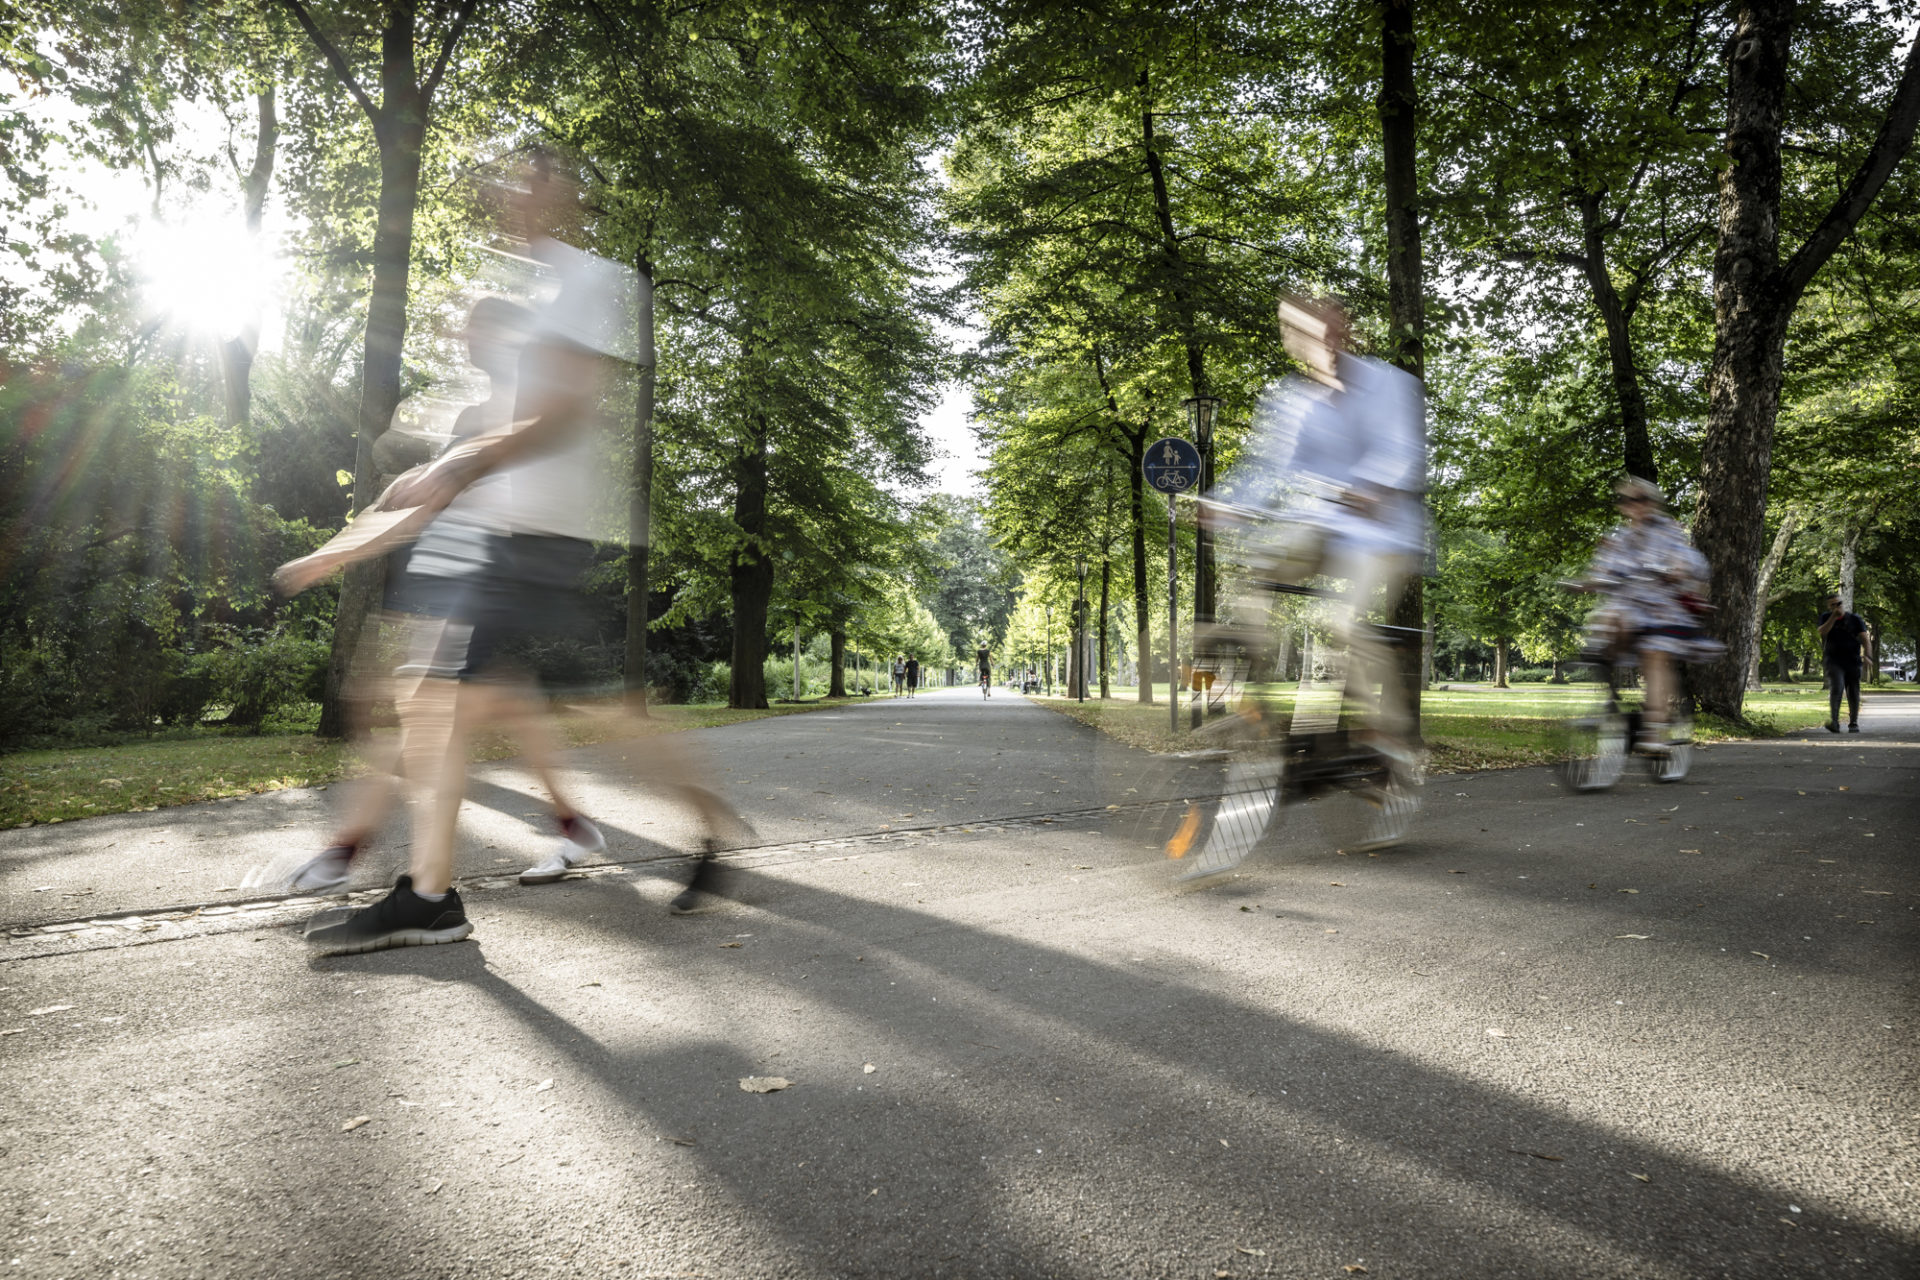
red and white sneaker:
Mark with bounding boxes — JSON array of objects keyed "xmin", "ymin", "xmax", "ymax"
[{"xmin": 519, "ymin": 815, "xmax": 606, "ymax": 885}]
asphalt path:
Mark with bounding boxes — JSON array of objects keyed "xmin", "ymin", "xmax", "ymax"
[{"xmin": 2, "ymin": 687, "xmax": 1915, "ymax": 1279}]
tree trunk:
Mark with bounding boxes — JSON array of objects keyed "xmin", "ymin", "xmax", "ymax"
[
  {"xmin": 1744, "ymin": 506, "xmax": 1801, "ymax": 689},
  {"xmin": 1126, "ymin": 429, "xmax": 1152, "ymax": 702},
  {"xmin": 624, "ymin": 257, "xmax": 656, "ymax": 713},
  {"xmin": 1572, "ymin": 191, "xmax": 1657, "ymax": 484},
  {"xmin": 1691, "ymin": 1, "xmax": 1920, "ymax": 720},
  {"xmin": 728, "ymin": 416, "xmax": 772, "ymax": 710},
  {"xmin": 1839, "ymin": 523, "xmax": 1859, "ymax": 612},
  {"xmin": 1139, "ymin": 87, "xmax": 1214, "ymax": 636},
  {"xmin": 1379, "ymin": 0, "xmax": 1427, "ymax": 728},
  {"xmin": 1098, "ymin": 555, "xmax": 1111, "ymax": 698},
  {"xmin": 318, "ymin": 21, "xmax": 427, "ymax": 739},
  {"xmin": 1494, "ymin": 638, "xmax": 1509, "ymax": 688},
  {"xmin": 219, "ymin": 87, "xmax": 277, "ymax": 433},
  {"xmin": 829, "ymin": 627, "xmax": 847, "ymax": 698}
]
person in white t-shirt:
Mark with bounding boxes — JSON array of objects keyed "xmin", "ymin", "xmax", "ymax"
[
  {"xmin": 300, "ymin": 157, "xmax": 663, "ymax": 955},
  {"xmin": 1201, "ymin": 295, "xmax": 1428, "ymax": 760}
]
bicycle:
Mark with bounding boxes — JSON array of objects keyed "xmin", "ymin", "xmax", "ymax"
[
  {"xmin": 1166, "ymin": 585, "xmax": 1424, "ymax": 881},
  {"xmin": 1552, "ymin": 655, "xmax": 1693, "ymax": 790}
]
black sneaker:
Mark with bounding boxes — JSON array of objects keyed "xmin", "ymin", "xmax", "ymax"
[
  {"xmin": 1848, "ymin": 722, "xmax": 1861, "ymax": 733},
  {"xmin": 669, "ymin": 843, "xmax": 723, "ymax": 915},
  {"xmin": 304, "ymin": 875, "xmax": 472, "ymax": 956},
  {"xmin": 1824, "ymin": 720, "xmax": 1840, "ymax": 733}
]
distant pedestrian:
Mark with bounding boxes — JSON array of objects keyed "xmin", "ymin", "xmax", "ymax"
[
  {"xmin": 976, "ymin": 644, "xmax": 992, "ymax": 697},
  {"xmin": 904, "ymin": 656, "xmax": 920, "ymax": 698},
  {"xmin": 1817, "ymin": 592, "xmax": 1871, "ymax": 733},
  {"xmin": 891, "ymin": 656, "xmax": 906, "ymax": 696}
]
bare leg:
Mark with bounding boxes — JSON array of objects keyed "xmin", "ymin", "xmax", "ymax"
[
  {"xmin": 400, "ymin": 673, "xmax": 465, "ymax": 895},
  {"xmin": 485, "ymin": 675, "xmax": 579, "ymax": 820},
  {"xmin": 1642, "ymin": 648, "xmax": 1673, "ymax": 738}
]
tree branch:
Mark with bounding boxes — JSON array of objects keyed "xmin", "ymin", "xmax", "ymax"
[
  {"xmin": 1780, "ymin": 34, "xmax": 1920, "ymax": 308},
  {"xmin": 423, "ymin": 0, "xmax": 480, "ymax": 100},
  {"xmin": 275, "ymin": 0, "xmax": 379, "ymax": 124}
]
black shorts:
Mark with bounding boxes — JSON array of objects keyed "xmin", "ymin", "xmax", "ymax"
[{"xmin": 398, "ymin": 529, "xmax": 590, "ymax": 681}]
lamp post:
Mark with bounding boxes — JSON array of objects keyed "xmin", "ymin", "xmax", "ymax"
[
  {"xmin": 1075, "ymin": 557, "xmax": 1088, "ymax": 701},
  {"xmin": 1045, "ymin": 603, "xmax": 1052, "ymax": 696},
  {"xmin": 1183, "ymin": 394, "xmax": 1221, "ymax": 728}
]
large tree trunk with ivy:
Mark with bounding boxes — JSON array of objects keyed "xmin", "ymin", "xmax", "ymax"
[
  {"xmin": 1691, "ymin": 0, "xmax": 1920, "ymax": 721},
  {"xmin": 728, "ymin": 417, "xmax": 772, "ymax": 710},
  {"xmin": 829, "ymin": 627, "xmax": 847, "ymax": 698}
]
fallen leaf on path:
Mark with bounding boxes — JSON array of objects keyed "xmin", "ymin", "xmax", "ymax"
[
  {"xmin": 1678, "ymin": 848, "xmax": 1702, "ymax": 854},
  {"xmin": 1630, "ymin": 1173, "xmax": 1651, "ymax": 1182},
  {"xmin": 1617, "ymin": 888, "xmax": 1639, "ymax": 894},
  {"xmin": 579, "ymin": 981, "xmax": 601, "ymax": 987},
  {"xmin": 1235, "ymin": 1247, "xmax": 1265, "ymax": 1256},
  {"xmin": 720, "ymin": 941, "xmax": 743, "ymax": 948},
  {"xmin": 1329, "ymin": 881, "xmax": 1346, "ymax": 887},
  {"xmin": 533, "ymin": 1079, "xmax": 554, "ymax": 1093},
  {"xmin": 740, "ymin": 1076, "xmax": 791, "ymax": 1093},
  {"xmin": 1861, "ymin": 890, "xmax": 1893, "ymax": 896},
  {"xmin": 1220, "ymin": 1138, "xmax": 1230, "ymax": 1147},
  {"xmin": 863, "ymin": 1063, "xmax": 876, "ymax": 1074},
  {"xmin": 0, "ymin": 1028, "xmax": 23, "ymax": 1036},
  {"xmin": 1751, "ymin": 951, "xmax": 1770, "ymax": 960},
  {"xmin": 26, "ymin": 1005, "xmax": 73, "ymax": 1017},
  {"xmin": 1614, "ymin": 934, "xmax": 1651, "ymax": 940},
  {"xmin": 1486, "ymin": 1028, "xmax": 1509, "ymax": 1038},
  {"xmin": 1838, "ymin": 786, "xmax": 1849, "ymax": 791},
  {"xmin": 330, "ymin": 1058, "xmax": 360, "ymax": 1070},
  {"xmin": 342, "ymin": 1116, "xmax": 370, "ymax": 1132},
  {"xmin": 1345, "ymin": 1268, "xmax": 1370, "ymax": 1275},
  {"xmin": 666, "ymin": 1135, "xmax": 696, "ymax": 1146},
  {"xmin": 1508, "ymin": 1149, "xmax": 1563, "ymax": 1161},
  {"xmin": 424, "ymin": 1178, "xmax": 443, "ymax": 1194}
]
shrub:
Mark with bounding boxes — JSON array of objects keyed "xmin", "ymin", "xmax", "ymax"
[
  {"xmin": 194, "ymin": 626, "xmax": 330, "ymax": 732},
  {"xmin": 1509, "ymin": 667, "xmax": 1553, "ymax": 683}
]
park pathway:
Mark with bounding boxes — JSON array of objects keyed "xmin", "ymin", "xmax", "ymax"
[
  {"xmin": 0, "ymin": 686, "xmax": 1208, "ymax": 931},
  {"xmin": 1, "ymin": 687, "xmax": 1915, "ymax": 1279}
]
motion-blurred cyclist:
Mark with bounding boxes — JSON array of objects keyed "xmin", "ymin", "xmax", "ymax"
[
  {"xmin": 1573, "ymin": 476, "xmax": 1723, "ymax": 752},
  {"xmin": 1200, "ymin": 294, "xmax": 1429, "ymax": 766}
]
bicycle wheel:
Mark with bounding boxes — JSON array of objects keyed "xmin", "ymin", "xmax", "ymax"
[
  {"xmin": 1648, "ymin": 703, "xmax": 1693, "ymax": 782},
  {"xmin": 1169, "ymin": 748, "xmax": 1287, "ymax": 882},
  {"xmin": 1338, "ymin": 754, "xmax": 1423, "ymax": 852},
  {"xmin": 1555, "ymin": 708, "xmax": 1628, "ymax": 791}
]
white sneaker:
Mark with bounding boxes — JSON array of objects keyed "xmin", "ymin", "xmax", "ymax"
[
  {"xmin": 519, "ymin": 816, "xmax": 606, "ymax": 885},
  {"xmin": 249, "ymin": 845, "xmax": 354, "ymax": 894}
]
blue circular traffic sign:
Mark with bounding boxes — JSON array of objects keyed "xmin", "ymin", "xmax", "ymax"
[{"xmin": 1143, "ymin": 436, "xmax": 1202, "ymax": 493}]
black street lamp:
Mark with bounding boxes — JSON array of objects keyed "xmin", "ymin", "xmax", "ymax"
[
  {"xmin": 1044, "ymin": 603, "xmax": 1052, "ymax": 696},
  {"xmin": 1184, "ymin": 395, "xmax": 1222, "ymax": 727}
]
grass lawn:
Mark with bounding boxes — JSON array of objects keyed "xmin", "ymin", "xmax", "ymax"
[
  {"xmin": 0, "ymin": 696, "xmax": 866, "ymax": 829},
  {"xmin": 1028, "ymin": 680, "xmax": 1887, "ymax": 772}
]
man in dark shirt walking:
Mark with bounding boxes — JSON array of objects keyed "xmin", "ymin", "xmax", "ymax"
[{"xmin": 1817, "ymin": 593, "xmax": 1871, "ymax": 733}]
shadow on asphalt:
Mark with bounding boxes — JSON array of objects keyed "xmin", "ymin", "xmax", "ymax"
[{"xmin": 330, "ymin": 856, "xmax": 1920, "ymax": 1279}]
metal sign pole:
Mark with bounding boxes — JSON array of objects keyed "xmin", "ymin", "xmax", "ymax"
[
  {"xmin": 1141, "ymin": 435, "xmax": 1201, "ymax": 732},
  {"xmin": 1168, "ymin": 493, "xmax": 1179, "ymax": 735}
]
